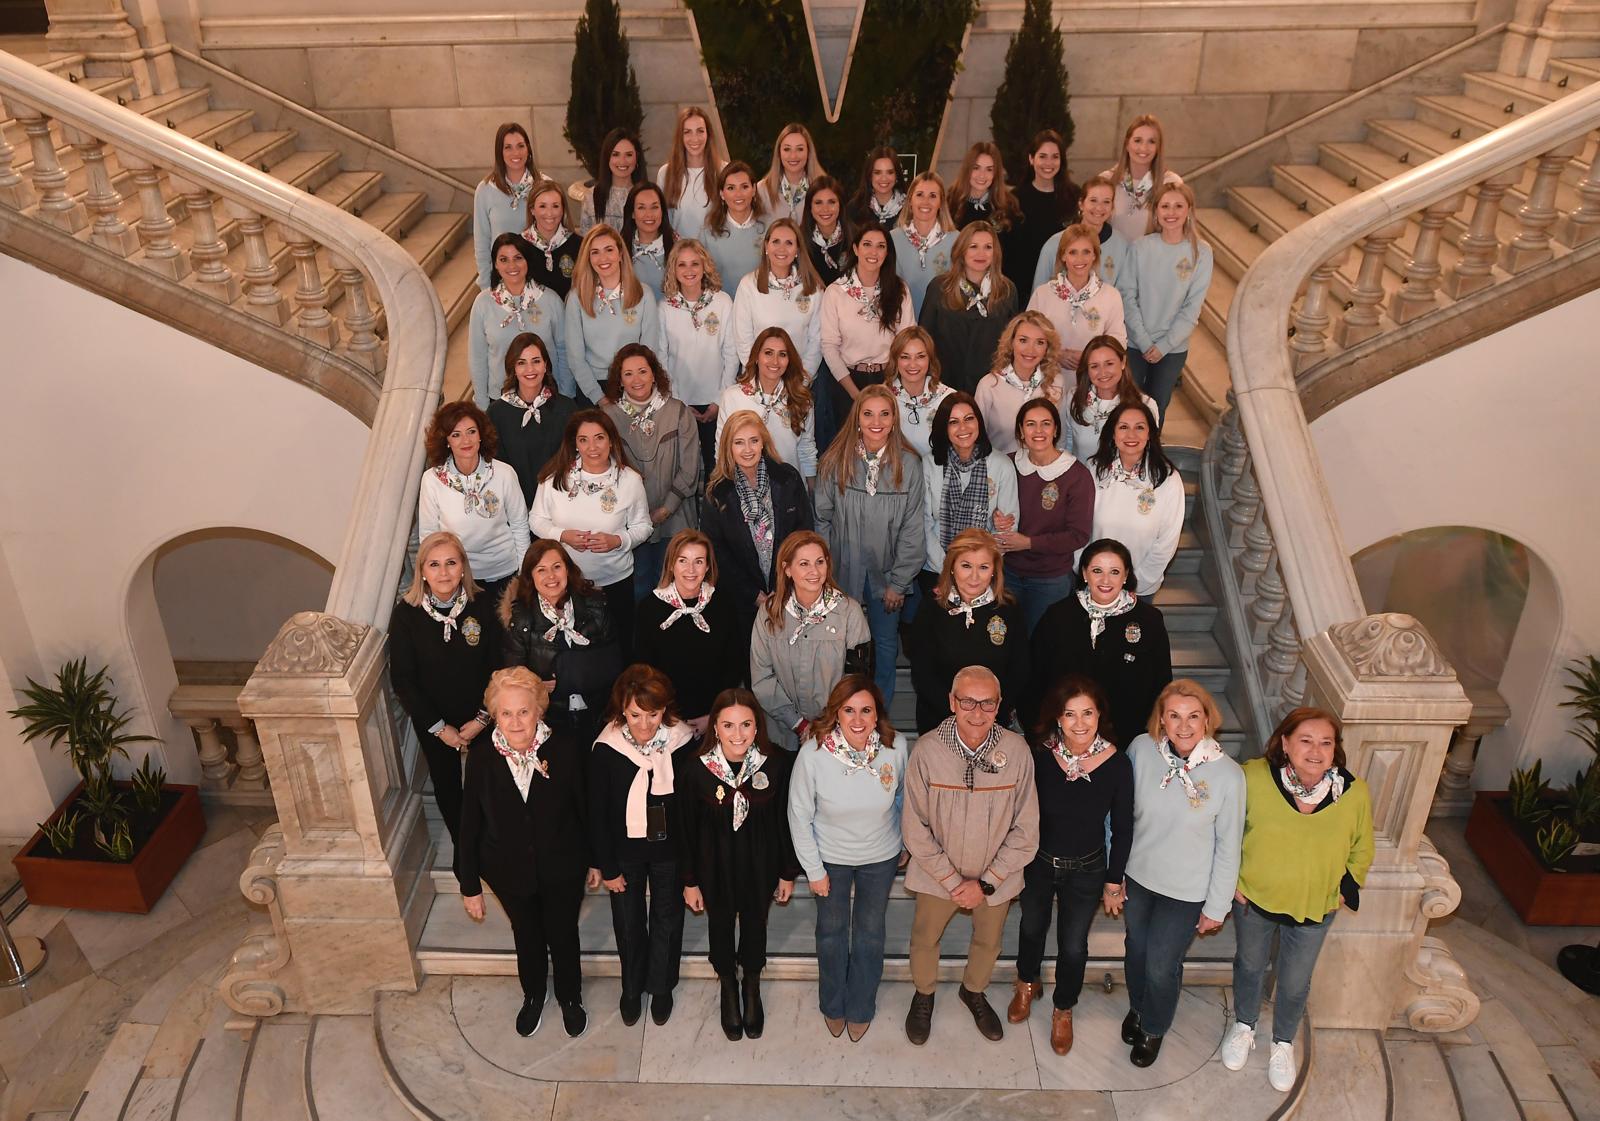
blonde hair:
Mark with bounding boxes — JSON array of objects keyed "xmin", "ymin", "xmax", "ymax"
[
  {"xmin": 939, "ymin": 221, "xmax": 1013, "ymax": 311},
  {"xmin": 661, "ymin": 238, "xmax": 722, "ymax": 299},
  {"xmin": 525, "ymin": 179, "xmax": 572, "ymax": 238},
  {"xmin": 708, "ymin": 409, "xmax": 783, "ymax": 500},
  {"xmin": 570, "ymin": 224, "xmax": 645, "ymax": 316},
  {"xmin": 760, "ymin": 123, "xmax": 825, "ymax": 202},
  {"xmin": 736, "ymin": 326, "xmax": 813, "ymax": 435},
  {"xmin": 1146, "ymin": 678, "xmax": 1223, "ymax": 742},
  {"xmin": 933, "ymin": 528, "xmax": 1010, "ymax": 604},
  {"xmin": 403, "ymin": 532, "xmax": 481, "ymax": 607},
  {"xmin": 1078, "ymin": 173, "xmax": 1117, "ymax": 221},
  {"xmin": 484, "ymin": 666, "xmax": 550, "ymax": 719},
  {"xmin": 1052, "ymin": 222, "xmax": 1103, "ymax": 277},
  {"xmin": 887, "ymin": 325, "xmax": 943, "ymax": 390},
  {"xmin": 1112, "ymin": 114, "xmax": 1170, "ymax": 196},
  {"xmin": 815, "ymin": 384, "xmax": 911, "ymax": 495},
  {"xmin": 661, "ymin": 106, "xmax": 727, "ymax": 207},
  {"xmin": 657, "ymin": 528, "xmax": 719, "ymax": 589},
  {"xmin": 1143, "ymin": 180, "xmax": 1203, "ymax": 260},
  {"xmin": 992, "ymin": 310, "xmax": 1064, "ymax": 389},
  {"xmin": 754, "ymin": 218, "xmax": 822, "ymax": 296},
  {"xmin": 896, "ymin": 171, "xmax": 954, "ymax": 231}
]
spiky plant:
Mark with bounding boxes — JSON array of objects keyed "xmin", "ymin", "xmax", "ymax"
[
  {"xmin": 1536, "ymin": 816, "xmax": 1580, "ymax": 870},
  {"xmin": 94, "ymin": 818, "xmax": 134, "ymax": 863},
  {"xmin": 1508, "ymin": 759, "xmax": 1552, "ymax": 824},
  {"xmin": 37, "ymin": 810, "xmax": 80, "ymax": 856},
  {"xmin": 130, "ymin": 755, "xmax": 167, "ymax": 815},
  {"xmin": 8, "ymin": 659, "xmax": 157, "ymax": 786}
]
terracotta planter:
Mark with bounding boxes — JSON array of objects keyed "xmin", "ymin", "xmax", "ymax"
[
  {"xmin": 13, "ymin": 783, "xmax": 206, "ymax": 914},
  {"xmin": 1465, "ymin": 791, "xmax": 1600, "ymax": 926}
]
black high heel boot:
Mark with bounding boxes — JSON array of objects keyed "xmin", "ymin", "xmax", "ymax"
[
  {"xmin": 719, "ymin": 974, "xmax": 744, "ymax": 1041},
  {"xmin": 742, "ymin": 970, "xmax": 765, "ymax": 1039}
]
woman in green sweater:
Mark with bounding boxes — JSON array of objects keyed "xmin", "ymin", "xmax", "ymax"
[{"xmin": 1221, "ymin": 707, "xmax": 1374, "ymax": 1093}]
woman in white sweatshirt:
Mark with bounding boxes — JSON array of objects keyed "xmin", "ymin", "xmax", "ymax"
[
  {"xmin": 733, "ymin": 217, "xmax": 825, "ymax": 376},
  {"xmin": 657, "ymin": 106, "xmax": 727, "ymax": 242},
  {"xmin": 417, "ymin": 401, "xmax": 530, "ymax": 604},
  {"xmin": 1085, "ymin": 401, "xmax": 1184, "ymax": 598},
  {"xmin": 657, "ymin": 239, "xmax": 737, "ymax": 481}
]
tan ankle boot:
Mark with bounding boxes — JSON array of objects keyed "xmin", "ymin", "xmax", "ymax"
[
  {"xmin": 1051, "ymin": 1007, "xmax": 1074, "ymax": 1055},
  {"xmin": 1007, "ymin": 979, "xmax": 1042, "ymax": 1023}
]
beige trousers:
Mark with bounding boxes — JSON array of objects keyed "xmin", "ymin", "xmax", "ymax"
[{"xmin": 909, "ymin": 890, "xmax": 1012, "ymax": 994}]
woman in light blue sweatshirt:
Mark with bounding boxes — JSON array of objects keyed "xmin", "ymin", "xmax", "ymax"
[
  {"xmin": 702, "ymin": 161, "xmax": 768, "ymax": 296},
  {"xmin": 1121, "ymin": 678, "xmax": 1244, "ymax": 1069},
  {"xmin": 472, "ymin": 122, "xmax": 545, "ymax": 289},
  {"xmin": 1122, "ymin": 181, "xmax": 1213, "ymax": 423},
  {"xmin": 468, "ymin": 232, "xmax": 570, "ymax": 406},
  {"xmin": 563, "ymin": 225, "xmax": 662, "ymax": 404},
  {"xmin": 787, "ymin": 675, "xmax": 907, "ymax": 1041}
]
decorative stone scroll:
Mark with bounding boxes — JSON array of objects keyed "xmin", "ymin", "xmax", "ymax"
[
  {"xmin": 1401, "ymin": 936, "xmax": 1481, "ymax": 1033},
  {"xmin": 220, "ymin": 826, "xmax": 295, "ymax": 1025},
  {"xmin": 255, "ymin": 612, "xmax": 368, "ymax": 676},
  {"xmin": 1416, "ymin": 836, "xmax": 1462, "ymax": 920},
  {"xmin": 1327, "ymin": 613, "xmax": 1454, "ymax": 679}
]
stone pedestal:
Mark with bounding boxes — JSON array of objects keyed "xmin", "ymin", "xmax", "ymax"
[
  {"xmin": 227, "ymin": 612, "xmax": 433, "ymax": 1021},
  {"xmin": 1298, "ymin": 613, "xmax": 1477, "ymax": 1032}
]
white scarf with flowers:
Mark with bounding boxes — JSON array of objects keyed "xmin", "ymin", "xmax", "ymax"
[
  {"xmin": 500, "ymin": 384, "xmax": 552, "ymax": 428},
  {"xmin": 506, "ymin": 168, "xmax": 534, "ymax": 211},
  {"xmin": 493, "ymin": 723, "xmax": 551, "ymax": 799},
  {"xmin": 779, "ymin": 176, "xmax": 808, "ymax": 211},
  {"xmin": 903, "ymin": 223, "xmax": 946, "ymax": 268},
  {"xmin": 1047, "ymin": 733, "xmax": 1112, "ymax": 781},
  {"xmin": 538, "ymin": 596, "xmax": 590, "ymax": 647},
  {"xmin": 596, "ymin": 282, "xmax": 623, "ymax": 316},
  {"xmin": 435, "ymin": 458, "xmax": 500, "ymax": 519},
  {"xmin": 946, "ymin": 586, "xmax": 995, "ymax": 629},
  {"xmin": 632, "ymin": 236, "xmax": 665, "ymax": 269},
  {"xmin": 870, "ymin": 191, "xmax": 905, "ymax": 224},
  {"xmin": 1282, "ymin": 763, "xmax": 1346, "ymax": 806},
  {"xmin": 819, "ymin": 725, "xmax": 881, "ymax": 774},
  {"xmin": 843, "ymin": 271, "xmax": 882, "ymax": 319},
  {"xmin": 785, "ymin": 586, "xmax": 843, "ymax": 645},
  {"xmin": 526, "ymin": 224, "xmax": 571, "ymax": 271},
  {"xmin": 1051, "ymin": 273, "xmax": 1102, "ymax": 324},
  {"xmin": 1076, "ymin": 587, "xmax": 1136, "ymax": 648},
  {"xmin": 667, "ymin": 288, "xmax": 715, "ymax": 330},
  {"xmin": 703, "ymin": 742, "xmax": 765, "ymax": 831},
  {"xmin": 1158, "ymin": 737, "xmax": 1225, "ymax": 806},
  {"xmin": 421, "ymin": 588, "xmax": 468, "ymax": 642},
  {"xmin": 959, "ymin": 274, "xmax": 992, "ymax": 317},
  {"xmin": 1000, "ymin": 363, "xmax": 1045, "ymax": 396},
  {"xmin": 653, "ymin": 582, "xmax": 715, "ymax": 633},
  {"xmin": 492, "ymin": 282, "xmax": 545, "ymax": 330},
  {"xmin": 858, "ymin": 442, "xmax": 886, "ymax": 496}
]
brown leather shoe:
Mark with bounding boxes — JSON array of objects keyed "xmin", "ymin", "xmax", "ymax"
[
  {"xmin": 958, "ymin": 985, "xmax": 1004, "ymax": 1042},
  {"xmin": 1050, "ymin": 1007, "xmax": 1074, "ymax": 1056},
  {"xmin": 1007, "ymin": 979, "xmax": 1043, "ymax": 1023},
  {"xmin": 825, "ymin": 1015, "xmax": 846, "ymax": 1037}
]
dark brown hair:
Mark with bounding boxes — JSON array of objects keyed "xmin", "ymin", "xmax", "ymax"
[
  {"xmin": 808, "ymin": 674, "xmax": 894, "ymax": 747},
  {"xmin": 536, "ymin": 408, "xmax": 634, "ymax": 491},
  {"xmin": 700, "ymin": 687, "xmax": 775, "ymax": 758},
  {"xmin": 1264, "ymin": 707, "xmax": 1347, "ymax": 770},
  {"xmin": 604, "ymin": 342, "xmax": 672, "ymax": 403},
  {"xmin": 496, "ymin": 538, "xmax": 599, "ymax": 627},
  {"xmin": 486, "ymin": 122, "xmax": 535, "ymax": 195},
  {"xmin": 604, "ymin": 663, "xmax": 681, "ymax": 726},
  {"xmin": 425, "ymin": 402, "xmax": 497, "ymax": 468},
  {"xmin": 1033, "ymin": 673, "xmax": 1112, "ymax": 743},
  {"xmin": 500, "ymin": 331, "xmax": 554, "ymax": 395}
]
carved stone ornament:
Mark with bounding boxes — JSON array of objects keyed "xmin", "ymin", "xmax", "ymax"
[
  {"xmin": 1401, "ymin": 935, "xmax": 1481, "ymax": 1032},
  {"xmin": 256, "ymin": 611, "xmax": 369, "ymax": 676},
  {"xmin": 1416, "ymin": 836, "xmax": 1463, "ymax": 920},
  {"xmin": 1328, "ymin": 613, "xmax": 1454, "ymax": 680},
  {"xmin": 220, "ymin": 827, "xmax": 293, "ymax": 1021}
]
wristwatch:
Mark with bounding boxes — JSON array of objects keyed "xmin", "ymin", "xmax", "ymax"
[{"xmin": 978, "ymin": 879, "xmax": 996, "ymax": 897}]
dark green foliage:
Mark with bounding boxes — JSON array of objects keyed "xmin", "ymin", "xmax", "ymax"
[
  {"xmin": 1560, "ymin": 654, "xmax": 1600, "ymax": 757},
  {"xmin": 95, "ymin": 818, "xmax": 134, "ymax": 863},
  {"xmin": 1508, "ymin": 759, "xmax": 1552, "ymax": 824},
  {"xmin": 687, "ymin": 0, "xmax": 977, "ymax": 177},
  {"xmin": 564, "ymin": 0, "xmax": 645, "ymax": 178},
  {"xmin": 8, "ymin": 658, "xmax": 156, "ymax": 785},
  {"xmin": 131, "ymin": 755, "xmax": 168, "ymax": 815},
  {"xmin": 37, "ymin": 810, "xmax": 79, "ymax": 856},
  {"xmin": 1536, "ymin": 816, "xmax": 1579, "ymax": 870},
  {"xmin": 989, "ymin": 0, "xmax": 1074, "ymax": 184}
]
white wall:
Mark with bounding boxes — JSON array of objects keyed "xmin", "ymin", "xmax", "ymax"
[
  {"xmin": 0, "ymin": 255, "xmax": 370, "ymax": 836},
  {"xmin": 154, "ymin": 532, "xmax": 334, "ymax": 663},
  {"xmin": 1311, "ymin": 289, "xmax": 1600, "ymax": 790}
]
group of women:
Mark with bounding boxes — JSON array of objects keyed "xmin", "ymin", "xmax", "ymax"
[{"xmin": 388, "ymin": 110, "xmax": 1364, "ymax": 1088}]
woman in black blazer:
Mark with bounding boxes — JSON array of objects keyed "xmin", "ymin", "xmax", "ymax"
[
  {"xmin": 701, "ymin": 409, "xmax": 814, "ymax": 668},
  {"xmin": 389, "ymin": 532, "xmax": 502, "ymax": 857},
  {"xmin": 459, "ymin": 668, "xmax": 599, "ymax": 1039},
  {"xmin": 633, "ymin": 529, "xmax": 747, "ymax": 731},
  {"xmin": 500, "ymin": 538, "xmax": 624, "ymax": 751},
  {"xmin": 1027, "ymin": 538, "xmax": 1172, "ymax": 747},
  {"xmin": 486, "ymin": 332, "xmax": 579, "ymax": 505}
]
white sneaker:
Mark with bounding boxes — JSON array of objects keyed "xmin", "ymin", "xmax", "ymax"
[
  {"xmin": 1220, "ymin": 1021, "xmax": 1256, "ymax": 1070},
  {"xmin": 1268, "ymin": 1040, "xmax": 1296, "ymax": 1092}
]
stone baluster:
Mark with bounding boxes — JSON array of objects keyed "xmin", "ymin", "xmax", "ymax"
[
  {"xmin": 11, "ymin": 102, "xmax": 86, "ymax": 232},
  {"xmin": 224, "ymin": 201, "xmax": 289, "ymax": 325},
  {"xmin": 168, "ymin": 175, "xmax": 240, "ymax": 303},
  {"xmin": 1289, "ymin": 249, "xmax": 1347, "ymax": 373},
  {"xmin": 1559, "ymin": 143, "xmax": 1600, "ymax": 248},
  {"xmin": 1249, "ymin": 550, "xmax": 1287, "ymax": 644},
  {"xmin": 60, "ymin": 124, "xmax": 138, "ymax": 256},
  {"xmin": 184, "ymin": 717, "xmax": 232, "ymax": 784},
  {"xmin": 1262, "ymin": 608, "xmax": 1303, "ymax": 706},
  {"xmin": 1235, "ymin": 489, "xmax": 1274, "ymax": 597},
  {"xmin": 115, "ymin": 152, "xmax": 188, "ymax": 280},
  {"xmin": 1223, "ymin": 456, "xmax": 1260, "ymax": 553},
  {"xmin": 1217, "ymin": 393, "xmax": 1248, "ymax": 499},
  {"xmin": 0, "ymin": 113, "xmax": 35, "ymax": 209},
  {"xmin": 1389, "ymin": 194, "xmax": 1465, "ymax": 325},
  {"xmin": 223, "ymin": 716, "xmax": 268, "ymax": 788},
  {"xmin": 281, "ymin": 225, "xmax": 339, "ymax": 347},
  {"xmin": 1332, "ymin": 220, "xmax": 1406, "ymax": 348},
  {"xmin": 330, "ymin": 252, "xmax": 384, "ymax": 373},
  {"xmin": 1432, "ymin": 689, "xmax": 1511, "ymax": 818},
  {"xmin": 1501, "ymin": 138, "xmax": 1586, "ymax": 272},
  {"xmin": 1443, "ymin": 169, "xmax": 1520, "ymax": 298}
]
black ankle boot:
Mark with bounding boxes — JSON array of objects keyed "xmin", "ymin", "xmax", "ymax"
[
  {"xmin": 1121, "ymin": 1008, "xmax": 1141, "ymax": 1045},
  {"xmin": 1131, "ymin": 1030, "xmax": 1164, "ymax": 1067},
  {"xmin": 719, "ymin": 975, "xmax": 743, "ymax": 1041},
  {"xmin": 742, "ymin": 971, "xmax": 765, "ymax": 1039}
]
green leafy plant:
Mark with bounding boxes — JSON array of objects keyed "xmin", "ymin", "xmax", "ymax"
[
  {"xmin": 94, "ymin": 818, "xmax": 134, "ymax": 863},
  {"xmin": 37, "ymin": 810, "xmax": 80, "ymax": 856},
  {"xmin": 1536, "ymin": 816, "xmax": 1580, "ymax": 870},
  {"xmin": 8, "ymin": 659, "xmax": 158, "ymax": 787},
  {"xmin": 1560, "ymin": 654, "xmax": 1600, "ymax": 756},
  {"xmin": 130, "ymin": 755, "xmax": 167, "ymax": 815},
  {"xmin": 1508, "ymin": 759, "xmax": 1552, "ymax": 824},
  {"xmin": 989, "ymin": 0, "xmax": 1075, "ymax": 185},
  {"xmin": 564, "ymin": 0, "xmax": 644, "ymax": 179}
]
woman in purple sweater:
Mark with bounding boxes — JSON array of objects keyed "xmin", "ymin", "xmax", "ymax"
[{"xmin": 996, "ymin": 398, "xmax": 1094, "ymax": 635}]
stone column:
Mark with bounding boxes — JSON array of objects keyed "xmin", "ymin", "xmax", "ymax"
[
  {"xmin": 1433, "ymin": 687, "xmax": 1511, "ymax": 819},
  {"xmin": 230, "ymin": 612, "xmax": 433, "ymax": 1019},
  {"xmin": 1297, "ymin": 613, "xmax": 1476, "ymax": 1032}
]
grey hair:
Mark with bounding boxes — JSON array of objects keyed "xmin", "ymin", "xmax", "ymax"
[{"xmin": 950, "ymin": 665, "xmax": 1001, "ymax": 696}]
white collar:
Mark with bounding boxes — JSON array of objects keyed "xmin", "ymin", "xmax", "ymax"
[
  {"xmin": 727, "ymin": 212, "xmax": 759, "ymax": 230},
  {"xmin": 1013, "ymin": 450, "xmax": 1076, "ymax": 481}
]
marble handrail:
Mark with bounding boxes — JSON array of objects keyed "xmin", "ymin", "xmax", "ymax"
[
  {"xmin": 1225, "ymin": 77, "xmax": 1600, "ymax": 641},
  {"xmin": 0, "ymin": 52, "xmax": 445, "ymax": 632}
]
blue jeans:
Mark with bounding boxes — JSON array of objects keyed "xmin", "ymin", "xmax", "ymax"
[
  {"xmin": 1015, "ymin": 853, "xmax": 1106, "ymax": 1009},
  {"xmin": 858, "ymin": 575, "xmax": 902, "ymax": 705},
  {"xmin": 1127, "ymin": 348, "xmax": 1187, "ymax": 426},
  {"xmin": 1007, "ymin": 570, "xmax": 1074, "ymax": 638},
  {"xmin": 814, "ymin": 855, "xmax": 899, "ymax": 1023},
  {"xmin": 1123, "ymin": 876, "xmax": 1203, "ymax": 1037},
  {"xmin": 1231, "ymin": 898, "xmax": 1333, "ymax": 1043},
  {"xmin": 632, "ymin": 538, "xmax": 668, "ymax": 602}
]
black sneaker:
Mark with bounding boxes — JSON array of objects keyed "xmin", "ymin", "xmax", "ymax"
[
  {"xmin": 515, "ymin": 993, "xmax": 545, "ymax": 1037},
  {"xmin": 905, "ymin": 990, "xmax": 935, "ymax": 1046},
  {"xmin": 620, "ymin": 991, "xmax": 642, "ymax": 1026},
  {"xmin": 1131, "ymin": 1031, "xmax": 1164, "ymax": 1067},
  {"xmin": 650, "ymin": 991, "xmax": 674, "ymax": 1026},
  {"xmin": 561, "ymin": 999, "xmax": 588, "ymax": 1038}
]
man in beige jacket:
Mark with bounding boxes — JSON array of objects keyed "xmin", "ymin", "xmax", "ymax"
[{"xmin": 901, "ymin": 665, "xmax": 1040, "ymax": 1044}]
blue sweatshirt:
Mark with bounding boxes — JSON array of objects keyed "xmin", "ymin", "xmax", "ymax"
[
  {"xmin": 1123, "ymin": 234, "xmax": 1214, "ymax": 356},
  {"xmin": 704, "ymin": 217, "xmax": 768, "ymax": 296},
  {"xmin": 787, "ymin": 733, "xmax": 908, "ymax": 880},
  {"xmin": 473, "ymin": 179, "xmax": 529, "ymax": 289},
  {"xmin": 467, "ymin": 284, "xmax": 571, "ymax": 407},
  {"xmin": 1123, "ymin": 734, "xmax": 1244, "ymax": 921},
  {"xmin": 891, "ymin": 226, "xmax": 954, "ymax": 317},
  {"xmin": 562, "ymin": 286, "xmax": 662, "ymax": 403}
]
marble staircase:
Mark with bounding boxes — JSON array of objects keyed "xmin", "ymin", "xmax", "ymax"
[{"xmin": 1178, "ymin": 62, "xmax": 1600, "ymax": 423}]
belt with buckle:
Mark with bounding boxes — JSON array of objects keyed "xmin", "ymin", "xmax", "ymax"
[{"xmin": 1039, "ymin": 847, "xmax": 1105, "ymax": 872}]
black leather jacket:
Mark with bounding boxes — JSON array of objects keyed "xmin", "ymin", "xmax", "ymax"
[{"xmin": 501, "ymin": 588, "xmax": 621, "ymax": 712}]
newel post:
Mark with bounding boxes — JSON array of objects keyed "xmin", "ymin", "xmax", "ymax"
[
  {"xmin": 1298, "ymin": 613, "xmax": 1477, "ymax": 1032},
  {"xmin": 227, "ymin": 612, "xmax": 433, "ymax": 1024}
]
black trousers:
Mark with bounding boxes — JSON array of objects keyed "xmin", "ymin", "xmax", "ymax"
[
  {"xmin": 611, "ymin": 855, "xmax": 686, "ymax": 998},
  {"xmin": 706, "ymin": 883, "xmax": 773, "ymax": 978},
  {"xmin": 417, "ymin": 733, "xmax": 463, "ymax": 854},
  {"xmin": 692, "ymin": 404, "xmax": 717, "ymax": 484},
  {"xmin": 601, "ymin": 577, "xmax": 636, "ymax": 662},
  {"xmin": 1014, "ymin": 852, "xmax": 1106, "ymax": 1010},
  {"xmin": 490, "ymin": 877, "xmax": 584, "ymax": 1006}
]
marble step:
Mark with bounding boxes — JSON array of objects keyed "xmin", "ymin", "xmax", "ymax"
[
  {"xmin": 305, "ymin": 1014, "xmax": 419, "ymax": 1121},
  {"xmin": 239, "ymin": 1018, "xmax": 313, "ymax": 1121},
  {"xmin": 1225, "ymin": 185, "xmax": 1405, "ymax": 310},
  {"xmin": 1178, "ymin": 324, "xmax": 1230, "ymax": 428},
  {"xmin": 71, "ymin": 1021, "xmax": 158, "ymax": 1121},
  {"xmin": 173, "ymin": 999, "xmax": 254, "ymax": 1121}
]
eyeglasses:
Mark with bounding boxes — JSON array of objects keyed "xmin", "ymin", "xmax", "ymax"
[{"xmin": 953, "ymin": 695, "xmax": 999, "ymax": 713}]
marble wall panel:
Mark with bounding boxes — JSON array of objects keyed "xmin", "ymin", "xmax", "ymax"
[
  {"xmin": 391, "ymin": 105, "xmax": 536, "ymax": 173},
  {"xmin": 1197, "ymin": 29, "xmax": 1360, "ymax": 94},
  {"xmin": 1066, "ymin": 33, "xmax": 1206, "ymax": 96},
  {"xmin": 306, "ymin": 45, "xmax": 460, "ymax": 109},
  {"xmin": 207, "ymin": 47, "xmax": 314, "ymax": 102},
  {"xmin": 453, "ymin": 43, "xmax": 573, "ymax": 106}
]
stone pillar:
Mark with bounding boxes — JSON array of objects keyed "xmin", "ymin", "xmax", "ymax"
[
  {"xmin": 1298, "ymin": 613, "xmax": 1476, "ymax": 1032},
  {"xmin": 229, "ymin": 612, "xmax": 433, "ymax": 1020},
  {"xmin": 1433, "ymin": 687, "xmax": 1511, "ymax": 819}
]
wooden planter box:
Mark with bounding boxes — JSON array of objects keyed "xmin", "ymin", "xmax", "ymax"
[
  {"xmin": 1465, "ymin": 791, "xmax": 1600, "ymax": 926},
  {"xmin": 13, "ymin": 783, "xmax": 206, "ymax": 914}
]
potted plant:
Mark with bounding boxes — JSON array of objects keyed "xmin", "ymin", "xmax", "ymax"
[
  {"xmin": 1466, "ymin": 655, "xmax": 1600, "ymax": 925},
  {"xmin": 9, "ymin": 659, "xmax": 205, "ymax": 913}
]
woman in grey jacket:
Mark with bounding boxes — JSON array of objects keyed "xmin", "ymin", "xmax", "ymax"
[
  {"xmin": 601, "ymin": 343, "xmax": 702, "ymax": 600},
  {"xmin": 813, "ymin": 385, "xmax": 926, "ymax": 706},
  {"xmin": 749, "ymin": 531, "xmax": 871, "ymax": 752}
]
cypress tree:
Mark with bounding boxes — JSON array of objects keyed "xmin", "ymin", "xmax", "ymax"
[
  {"xmin": 564, "ymin": 0, "xmax": 645, "ymax": 178},
  {"xmin": 988, "ymin": 0, "xmax": 1074, "ymax": 185}
]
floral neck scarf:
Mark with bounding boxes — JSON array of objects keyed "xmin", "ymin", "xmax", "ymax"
[
  {"xmin": 959, "ymin": 274, "xmax": 992, "ymax": 317},
  {"xmin": 654, "ymin": 582, "xmax": 715, "ymax": 633},
  {"xmin": 1157, "ymin": 737, "xmax": 1225, "ymax": 807},
  {"xmin": 596, "ymin": 282, "xmax": 623, "ymax": 316},
  {"xmin": 734, "ymin": 460, "xmax": 775, "ymax": 576},
  {"xmin": 946, "ymin": 586, "xmax": 996, "ymax": 629},
  {"xmin": 1122, "ymin": 171, "xmax": 1155, "ymax": 210},
  {"xmin": 895, "ymin": 380, "xmax": 941, "ymax": 427},
  {"xmin": 771, "ymin": 270, "xmax": 802, "ymax": 300},
  {"xmin": 568, "ymin": 464, "xmax": 619, "ymax": 498},
  {"xmin": 500, "ymin": 384, "xmax": 552, "ymax": 428},
  {"xmin": 1051, "ymin": 273, "xmax": 1102, "ymax": 323},
  {"xmin": 858, "ymin": 442, "xmax": 886, "ymax": 496},
  {"xmin": 1047, "ymin": 734, "xmax": 1111, "ymax": 781},
  {"xmin": 633, "ymin": 236, "xmax": 665, "ymax": 268},
  {"xmin": 938, "ymin": 717, "xmax": 1003, "ymax": 791},
  {"xmin": 741, "ymin": 378, "xmax": 787, "ymax": 428},
  {"xmin": 903, "ymin": 223, "xmax": 945, "ymax": 268},
  {"xmin": 703, "ymin": 743, "xmax": 765, "ymax": 830},
  {"xmin": 1282, "ymin": 763, "xmax": 1346, "ymax": 806},
  {"xmin": 506, "ymin": 169, "xmax": 534, "ymax": 211},
  {"xmin": 870, "ymin": 191, "xmax": 905, "ymax": 224},
  {"xmin": 1108, "ymin": 458, "xmax": 1155, "ymax": 504},
  {"xmin": 492, "ymin": 283, "xmax": 544, "ymax": 330},
  {"xmin": 819, "ymin": 726, "xmax": 881, "ymax": 774},
  {"xmin": 526, "ymin": 224, "xmax": 570, "ymax": 271},
  {"xmin": 421, "ymin": 587, "xmax": 468, "ymax": 641},
  {"xmin": 667, "ymin": 288, "xmax": 715, "ymax": 330},
  {"xmin": 538, "ymin": 596, "xmax": 590, "ymax": 647},
  {"xmin": 436, "ymin": 457, "xmax": 499, "ymax": 519},
  {"xmin": 493, "ymin": 723, "xmax": 550, "ymax": 798},
  {"xmin": 619, "ymin": 391, "xmax": 665, "ymax": 438},
  {"xmin": 811, "ymin": 224, "xmax": 845, "ymax": 271},
  {"xmin": 1001, "ymin": 363, "xmax": 1045, "ymax": 396},
  {"xmin": 786, "ymin": 587, "xmax": 842, "ymax": 645},
  {"xmin": 779, "ymin": 176, "xmax": 808, "ymax": 210},
  {"xmin": 843, "ymin": 271, "xmax": 882, "ymax": 319},
  {"xmin": 1076, "ymin": 587, "xmax": 1136, "ymax": 648}
]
